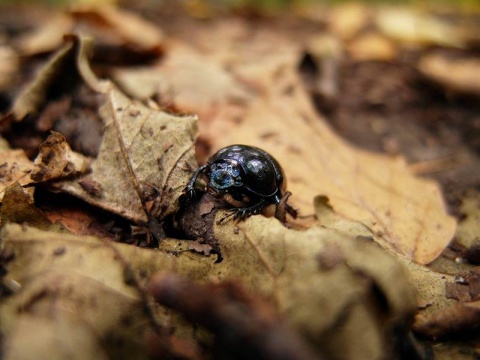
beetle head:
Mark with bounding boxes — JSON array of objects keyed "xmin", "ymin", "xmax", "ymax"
[{"xmin": 208, "ymin": 160, "xmax": 243, "ymax": 196}]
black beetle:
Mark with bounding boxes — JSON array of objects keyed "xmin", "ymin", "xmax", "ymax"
[{"xmin": 184, "ymin": 144, "xmax": 297, "ymax": 225}]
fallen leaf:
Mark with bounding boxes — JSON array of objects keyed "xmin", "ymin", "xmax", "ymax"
[
  {"xmin": 0, "ymin": 182, "xmax": 52, "ymax": 230},
  {"xmin": 0, "ymin": 45, "xmax": 19, "ymax": 91},
  {"xmin": 7, "ymin": 35, "xmax": 103, "ymax": 122},
  {"xmin": 8, "ymin": 40, "xmax": 77, "ymax": 122},
  {"xmin": 376, "ymin": 7, "xmax": 465, "ymax": 48},
  {"xmin": 137, "ymin": 205, "xmax": 416, "ymax": 359},
  {"xmin": 13, "ymin": 7, "xmax": 163, "ymax": 59},
  {"xmin": 149, "ymin": 274, "xmax": 320, "ymax": 360},
  {"xmin": 413, "ymin": 301, "xmax": 480, "ymax": 340},
  {"xmin": 30, "ymin": 131, "xmax": 91, "ymax": 183},
  {"xmin": 70, "ymin": 6, "xmax": 164, "ymax": 53},
  {"xmin": 119, "ymin": 29, "xmax": 456, "ymax": 263},
  {"xmin": 347, "ymin": 32, "xmax": 397, "ymax": 61},
  {"xmin": 0, "ymin": 224, "xmax": 152, "ymax": 360},
  {"xmin": 328, "ymin": 3, "xmax": 369, "ymax": 40},
  {"xmin": 0, "ymin": 148, "xmax": 33, "ymax": 201},
  {"xmin": 59, "ymin": 88, "xmax": 198, "ymax": 224},
  {"xmin": 0, "ymin": 196, "xmax": 416, "ymax": 359},
  {"xmin": 112, "ymin": 46, "xmax": 252, "ymax": 118},
  {"xmin": 14, "ymin": 13, "xmax": 73, "ymax": 56},
  {"xmin": 418, "ymin": 53, "xmax": 480, "ymax": 96},
  {"xmin": 214, "ymin": 59, "xmax": 456, "ymax": 264}
]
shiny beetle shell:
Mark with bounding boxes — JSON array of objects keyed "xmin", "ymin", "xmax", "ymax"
[
  {"xmin": 208, "ymin": 145, "xmax": 285, "ymax": 198},
  {"xmin": 185, "ymin": 144, "xmax": 297, "ymax": 224}
]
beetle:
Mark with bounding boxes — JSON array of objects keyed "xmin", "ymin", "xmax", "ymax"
[{"xmin": 184, "ymin": 144, "xmax": 297, "ymax": 225}]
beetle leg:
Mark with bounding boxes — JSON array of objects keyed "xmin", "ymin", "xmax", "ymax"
[
  {"xmin": 232, "ymin": 199, "xmax": 267, "ymax": 221},
  {"xmin": 184, "ymin": 164, "xmax": 207, "ymax": 199},
  {"xmin": 275, "ymin": 191, "xmax": 298, "ymax": 225}
]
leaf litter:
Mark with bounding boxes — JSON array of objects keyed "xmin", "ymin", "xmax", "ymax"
[{"xmin": 0, "ymin": 3, "xmax": 478, "ymax": 359}]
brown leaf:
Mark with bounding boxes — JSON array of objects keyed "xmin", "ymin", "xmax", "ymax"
[
  {"xmin": 7, "ymin": 35, "xmax": 105, "ymax": 122},
  {"xmin": 376, "ymin": 8, "xmax": 465, "ymax": 48},
  {"xmin": 214, "ymin": 62, "xmax": 456, "ymax": 264},
  {"xmin": 0, "ymin": 198, "xmax": 416, "ymax": 359},
  {"xmin": 124, "ymin": 31, "xmax": 456, "ymax": 264},
  {"xmin": 0, "ymin": 45, "xmax": 19, "ymax": 92},
  {"xmin": 418, "ymin": 53, "xmax": 480, "ymax": 96},
  {"xmin": 0, "ymin": 148, "xmax": 33, "ymax": 201},
  {"xmin": 413, "ymin": 301, "xmax": 480, "ymax": 340},
  {"xmin": 0, "ymin": 224, "xmax": 151, "ymax": 359},
  {"xmin": 328, "ymin": 3, "xmax": 369, "ymax": 40},
  {"xmin": 70, "ymin": 6, "xmax": 164, "ymax": 53},
  {"xmin": 14, "ymin": 7, "xmax": 163, "ymax": 59},
  {"xmin": 30, "ymin": 131, "xmax": 91, "ymax": 183},
  {"xmin": 8, "ymin": 40, "xmax": 76, "ymax": 121},
  {"xmin": 58, "ymin": 88, "xmax": 198, "ymax": 224},
  {"xmin": 347, "ymin": 32, "xmax": 397, "ymax": 61},
  {"xmin": 0, "ymin": 182, "xmax": 52, "ymax": 230},
  {"xmin": 149, "ymin": 274, "xmax": 320, "ymax": 360},
  {"xmin": 14, "ymin": 13, "xmax": 73, "ymax": 56},
  {"xmin": 112, "ymin": 46, "xmax": 252, "ymax": 117}
]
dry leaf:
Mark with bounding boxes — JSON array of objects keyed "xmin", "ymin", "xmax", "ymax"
[
  {"xmin": 134, "ymin": 206, "xmax": 415, "ymax": 359},
  {"xmin": 214, "ymin": 61, "xmax": 456, "ymax": 264},
  {"xmin": 8, "ymin": 35, "xmax": 103, "ymax": 122},
  {"xmin": 14, "ymin": 7, "xmax": 163, "ymax": 58},
  {"xmin": 30, "ymin": 131, "xmax": 91, "ymax": 183},
  {"xmin": 418, "ymin": 53, "xmax": 480, "ymax": 96},
  {"xmin": 8, "ymin": 40, "xmax": 76, "ymax": 121},
  {"xmin": 0, "ymin": 45, "xmax": 19, "ymax": 91},
  {"xmin": 70, "ymin": 6, "xmax": 164, "ymax": 52},
  {"xmin": 0, "ymin": 196, "xmax": 416, "ymax": 359},
  {"xmin": 376, "ymin": 8, "xmax": 465, "ymax": 48},
  {"xmin": 59, "ymin": 88, "xmax": 198, "ymax": 224},
  {"xmin": 328, "ymin": 3, "xmax": 369, "ymax": 40},
  {"xmin": 413, "ymin": 301, "xmax": 480, "ymax": 340},
  {"xmin": 14, "ymin": 13, "xmax": 73, "ymax": 56},
  {"xmin": 347, "ymin": 32, "xmax": 397, "ymax": 61},
  {"xmin": 0, "ymin": 149, "xmax": 33, "ymax": 201},
  {"xmin": 0, "ymin": 224, "xmax": 151, "ymax": 360},
  {"xmin": 112, "ymin": 46, "xmax": 252, "ymax": 117},
  {"xmin": 115, "ymin": 30, "xmax": 456, "ymax": 264},
  {"xmin": 0, "ymin": 182, "xmax": 52, "ymax": 230},
  {"xmin": 149, "ymin": 274, "xmax": 320, "ymax": 360}
]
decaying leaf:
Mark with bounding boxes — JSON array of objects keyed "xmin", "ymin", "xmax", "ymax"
[
  {"xmin": 112, "ymin": 46, "xmax": 252, "ymax": 117},
  {"xmin": 0, "ymin": 224, "xmax": 151, "ymax": 360},
  {"xmin": 149, "ymin": 274, "xmax": 320, "ymax": 360},
  {"xmin": 120, "ymin": 29, "xmax": 456, "ymax": 264},
  {"xmin": 0, "ymin": 45, "xmax": 19, "ymax": 91},
  {"xmin": 328, "ymin": 3, "xmax": 369, "ymax": 40},
  {"xmin": 214, "ymin": 61, "xmax": 456, "ymax": 265},
  {"xmin": 413, "ymin": 301, "xmax": 480, "ymax": 340},
  {"xmin": 376, "ymin": 8, "xmax": 465, "ymax": 48},
  {"xmin": 7, "ymin": 35, "xmax": 98, "ymax": 122},
  {"xmin": 418, "ymin": 53, "xmax": 480, "ymax": 96},
  {"xmin": 0, "ymin": 148, "xmax": 33, "ymax": 201},
  {"xmin": 30, "ymin": 131, "xmax": 91, "ymax": 183},
  {"xmin": 0, "ymin": 193, "xmax": 416, "ymax": 359},
  {"xmin": 70, "ymin": 6, "xmax": 164, "ymax": 52},
  {"xmin": 347, "ymin": 32, "xmax": 397, "ymax": 61},
  {"xmin": 0, "ymin": 182, "xmax": 52, "ymax": 230},
  {"xmin": 14, "ymin": 13, "xmax": 74, "ymax": 56},
  {"xmin": 59, "ymin": 88, "xmax": 198, "ymax": 224},
  {"xmin": 14, "ymin": 7, "xmax": 163, "ymax": 58}
]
